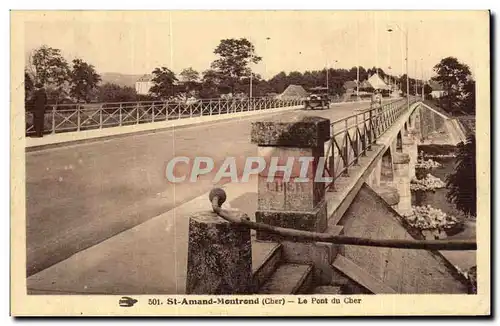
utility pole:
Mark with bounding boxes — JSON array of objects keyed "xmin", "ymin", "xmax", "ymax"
[
  {"xmin": 326, "ymin": 63, "xmax": 329, "ymax": 90},
  {"xmin": 356, "ymin": 21, "xmax": 360, "ymax": 101},
  {"xmin": 414, "ymin": 60, "xmax": 418, "ymax": 96},
  {"xmin": 421, "ymin": 58, "xmax": 425, "ymax": 101},
  {"xmin": 405, "ymin": 27, "xmax": 410, "ymax": 110}
]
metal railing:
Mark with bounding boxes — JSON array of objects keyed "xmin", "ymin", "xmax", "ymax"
[
  {"xmin": 324, "ymin": 97, "xmax": 418, "ymax": 190},
  {"xmin": 209, "ymin": 188, "xmax": 476, "ymax": 251},
  {"xmin": 25, "ymin": 97, "xmax": 305, "ymax": 136}
]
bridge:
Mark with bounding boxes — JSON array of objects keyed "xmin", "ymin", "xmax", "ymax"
[{"xmin": 25, "ymin": 96, "xmax": 475, "ymax": 295}]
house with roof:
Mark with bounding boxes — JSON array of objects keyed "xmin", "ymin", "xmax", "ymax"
[
  {"xmin": 343, "ymin": 80, "xmax": 358, "ymax": 94},
  {"xmin": 277, "ymin": 84, "xmax": 308, "ymax": 100},
  {"xmin": 429, "ymin": 80, "xmax": 446, "ymax": 99},
  {"xmin": 367, "ymin": 73, "xmax": 390, "ymax": 92},
  {"xmin": 135, "ymin": 74, "xmax": 154, "ymax": 95}
]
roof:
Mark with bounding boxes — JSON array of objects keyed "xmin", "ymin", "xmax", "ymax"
[
  {"xmin": 137, "ymin": 74, "xmax": 153, "ymax": 82},
  {"xmin": 368, "ymin": 73, "xmax": 390, "ymax": 90},
  {"xmin": 278, "ymin": 84, "xmax": 308, "ymax": 98},
  {"xmin": 359, "ymin": 80, "xmax": 372, "ymax": 89}
]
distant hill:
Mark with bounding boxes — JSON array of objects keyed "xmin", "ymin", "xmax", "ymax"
[{"xmin": 99, "ymin": 73, "xmax": 145, "ymax": 88}]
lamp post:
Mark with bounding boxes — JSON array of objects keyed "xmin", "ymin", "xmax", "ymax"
[
  {"xmin": 421, "ymin": 58, "xmax": 425, "ymax": 101},
  {"xmin": 387, "ymin": 24, "xmax": 409, "ymax": 111},
  {"xmin": 326, "ymin": 59, "xmax": 338, "ymax": 96}
]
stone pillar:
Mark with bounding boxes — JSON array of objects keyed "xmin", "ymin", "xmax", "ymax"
[
  {"xmin": 402, "ymin": 136, "xmax": 418, "ymax": 180},
  {"xmin": 366, "ymin": 159, "xmax": 382, "ymax": 189},
  {"xmin": 185, "ymin": 211, "xmax": 252, "ymax": 294},
  {"xmin": 392, "ymin": 152, "xmax": 412, "ymax": 215},
  {"xmin": 251, "ymin": 115, "xmax": 331, "ymax": 241},
  {"xmin": 251, "ymin": 115, "xmax": 341, "ymax": 286},
  {"xmin": 412, "ymin": 107, "xmax": 422, "ymax": 142}
]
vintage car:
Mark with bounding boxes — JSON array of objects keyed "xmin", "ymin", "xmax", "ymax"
[{"xmin": 304, "ymin": 87, "xmax": 330, "ymax": 110}]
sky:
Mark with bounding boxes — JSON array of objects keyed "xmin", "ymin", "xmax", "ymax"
[{"xmin": 23, "ymin": 11, "xmax": 488, "ymax": 81}]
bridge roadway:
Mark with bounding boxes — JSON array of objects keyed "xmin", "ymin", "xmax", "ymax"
[{"xmin": 26, "ymin": 101, "xmax": 378, "ymax": 276}]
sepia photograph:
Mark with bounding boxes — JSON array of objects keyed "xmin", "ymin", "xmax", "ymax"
[{"xmin": 10, "ymin": 9, "xmax": 490, "ymax": 316}]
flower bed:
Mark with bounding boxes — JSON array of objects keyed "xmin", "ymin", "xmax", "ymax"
[
  {"xmin": 410, "ymin": 173, "xmax": 446, "ymax": 191},
  {"xmin": 423, "ymin": 154, "xmax": 456, "ymax": 159},
  {"xmin": 402, "ymin": 205, "xmax": 463, "ymax": 231},
  {"xmin": 415, "ymin": 158, "xmax": 442, "ymax": 169}
]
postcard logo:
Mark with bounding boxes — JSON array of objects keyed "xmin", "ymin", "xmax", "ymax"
[{"xmin": 164, "ymin": 156, "xmax": 332, "ymax": 183}]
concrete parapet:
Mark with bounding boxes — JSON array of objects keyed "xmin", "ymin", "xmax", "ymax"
[
  {"xmin": 186, "ymin": 211, "xmax": 252, "ymax": 294},
  {"xmin": 251, "ymin": 115, "xmax": 330, "ymax": 148},
  {"xmin": 256, "ymin": 200, "xmax": 328, "ymax": 241}
]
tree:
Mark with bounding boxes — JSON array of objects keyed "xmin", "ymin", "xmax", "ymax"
[
  {"xmin": 69, "ymin": 59, "xmax": 101, "ymax": 102},
  {"xmin": 179, "ymin": 67, "xmax": 200, "ymax": 94},
  {"xmin": 210, "ymin": 38, "xmax": 261, "ymax": 94},
  {"xmin": 27, "ymin": 45, "xmax": 70, "ymax": 88},
  {"xmin": 97, "ymin": 83, "xmax": 138, "ymax": 103},
  {"xmin": 432, "ymin": 57, "xmax": 474, "ymax": 114},
  {"xmin": 25, "ymin": 71, "xmax": 34, "ymax": 107},
  {"xmin": 149, "ymin": 67, "xmax": 178, "ymax": 99},
  {"xmin": 268, "ymin": 71, "xmax": 287, "ymax": 93},
  {"xmin": 179, "ymin": 67, "xmax": 199, "ymax": 83},
  {"xmin": 446, "ymin": 134, "xmax": 476, "ymax": 217}
]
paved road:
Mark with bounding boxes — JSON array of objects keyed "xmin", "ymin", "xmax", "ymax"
[{"xmin": 26, "ymin": 101, "xmax": 376, "ymax": 276}]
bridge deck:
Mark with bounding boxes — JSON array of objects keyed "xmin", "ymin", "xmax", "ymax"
[{"xmin": 26, "ymin": 100, "xmax": 379, "ymax": 277}]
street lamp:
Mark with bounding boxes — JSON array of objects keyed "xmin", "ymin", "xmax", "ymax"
[
  {"xmin": 326, "ymin": 59, "xmax": 338, "ymax": 95},
  {"xmin": 387, "ymin": 24, "xmax": 409, "ymax": 111}
]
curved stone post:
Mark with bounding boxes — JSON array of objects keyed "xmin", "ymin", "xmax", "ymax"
[
  {"xmin": 392, "ymin": 152, "xmax": 412, "ymax": 215},
  {"xmin": 186, "ymin": 211, "xmax": 252, "ymax": 294}
]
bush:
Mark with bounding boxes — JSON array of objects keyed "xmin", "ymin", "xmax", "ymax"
[
  {"xmin": 410, "ymin": 173, "xmax": 446, "ymax": 191},
  {"xmin": 402, "ymin": 205, "xmax": 463, "ymax": 231}
]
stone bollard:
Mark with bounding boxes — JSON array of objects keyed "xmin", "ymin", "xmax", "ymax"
[
  {"xmin": 185, "ymin": 211, "xmax": 252, "ymax": 294},
  {"xmin": 250, "ymin": 115, "xmax": 331, "ymax": 241},
  {"xmin": 392, "ymin": 152, "xmax": 412, "ymax": 216}
]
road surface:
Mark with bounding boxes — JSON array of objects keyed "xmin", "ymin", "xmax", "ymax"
[{"xmin": 26, "ymin": 101, "xmax": 376, "ymax": 276}]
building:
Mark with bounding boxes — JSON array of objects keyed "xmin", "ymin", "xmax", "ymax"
[
  {"xmin": 135, "ymin": 74, "xmax": 154, "ymax": 95},
  {"xmin": 429, "ymin": 80, "xmax": 446, "ymax": 99},
  {"xmin": 343, "ymin": 80, "xmax": 358, "ymax": 93},
  {"xmin": 277, "ymin": 84, "xmax": 308, "ymax": 100}
]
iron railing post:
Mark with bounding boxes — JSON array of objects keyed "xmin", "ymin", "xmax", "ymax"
[
  {"xmin": 51, "ymin": 106, "xmax": 56, "ymax": 134},
  {"xmin": 353, "ymin": 115, "xmax": 359, "ymax": 165},
  {"xmin": 77, "ymin": 106, "xmax": 81, "ymax": 132},
  {"xmin": 99, "ymin": 106, "xmax": 103, "ymax": 129},
  {"xmin": 136, "ymin": 103, "xmax": 139, "ymax": 124},
  {"xmin": 343, "ymin": 119, "xmax": 349, "ymax": 176},
  {"xmin": 368, "ymin": 108, "xmax": 374, "ymax": 147}
]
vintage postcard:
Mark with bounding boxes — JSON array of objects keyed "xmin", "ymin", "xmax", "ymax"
[{"xmin": 10, "ymin": 10, "xmax": 490, "ymax": 316}]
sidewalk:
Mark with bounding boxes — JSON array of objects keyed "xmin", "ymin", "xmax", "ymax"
[
  {"xmin": 27, "ymin": 179, "xmax": 259, "ymax": 294},
  {"xmin": 25, "ymin": 105, "xmax": 301, "ymax": 151},
  {"xmin": 25, "ymin": 100, "xmax": 376, "ymax": 152}
]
